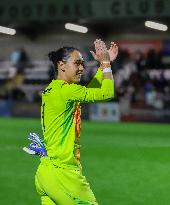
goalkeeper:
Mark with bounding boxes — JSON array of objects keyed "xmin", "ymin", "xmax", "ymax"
[{"xmin": 27, "ymin": 39, "xmax": 118, "ymax": 205}]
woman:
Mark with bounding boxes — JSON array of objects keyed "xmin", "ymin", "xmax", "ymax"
[{"xmin": 26, "ymin": 39, "xmax": 118, "ymax": 205}]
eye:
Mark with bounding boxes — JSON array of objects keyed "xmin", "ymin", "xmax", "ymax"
[{"xmin": 74, "ymin": 60, "xmax": 84, "ymax": 66}]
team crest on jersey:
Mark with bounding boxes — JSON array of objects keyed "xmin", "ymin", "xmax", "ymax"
[{"xmin": 42, "ymin": 88, "xmax": 52, "ymax": 94}]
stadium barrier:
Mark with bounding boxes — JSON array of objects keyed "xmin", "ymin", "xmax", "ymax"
[{"xmin": 89, "ymin": 103, "xmax": 120, "ymax": 122}]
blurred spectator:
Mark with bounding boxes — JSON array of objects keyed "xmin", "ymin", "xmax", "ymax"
[
  {"xmin": 5, "ymin": 47, "xmax": 31, "ymax": 101},
  {"xmin": 144, "ymin": 80, "xmax": 156, "ymax": 106},
  {"xmin": 133, "ymin": 50, "xmax": 146, "ymax": 71},
  {"xmin": 156, "ymin": 50, "xmax": 164, "ymax": 69},
  {"xmin": 146, "ymin": 49, "xmax": 157, "ymax": 69},
  {"xmin": 145, "ymin": 49, "xmax": 164, "ymax": 69},
  {"xmin": 10, "ymin": 47, "xmax": 30, "ymax": 74},
  {"xmin": 0, "ymin": 75, "xmax": 26, "ymax": 101}
]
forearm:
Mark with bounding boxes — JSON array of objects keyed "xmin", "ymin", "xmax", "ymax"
[
  {"xmin": 101, "ymin": 59, "xmax": 114, "ymax": 81},
  {"xmin": 84, "ymin": 78, "xmax": 114, "ymax": 102},
  {"xmin": 87, "ymin": 68, "xmax": 103, "ymax": 88},
  {"xmin": 87, "ymin": 66, "xmax": 114, "ymax": 88},
  {"xmin": 85, "ymin": 65, "xmax": 114, "ymax": 102},
  {"xmin": 103, "ymin": 71, "xmax": 113, "ymax": 80}
]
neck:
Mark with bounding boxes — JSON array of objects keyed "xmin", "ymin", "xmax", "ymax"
[{"xmin": 56, "ymin": 73, "xmax": 70, "ymax": 83}]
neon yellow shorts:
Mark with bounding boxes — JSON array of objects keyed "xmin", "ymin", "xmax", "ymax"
[{"xmin": 35, "ymin": 157, "xmax": 98, "ymax": 205}]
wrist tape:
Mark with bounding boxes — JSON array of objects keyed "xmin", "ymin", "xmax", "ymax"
[{"xmin": 102, "ymin": 67, "xmax": 112, "ymax": 73}]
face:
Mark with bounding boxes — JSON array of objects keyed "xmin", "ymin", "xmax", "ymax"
[{"xmin": 62, "ymin": 50, "xmax": 85, "ymax": 84}]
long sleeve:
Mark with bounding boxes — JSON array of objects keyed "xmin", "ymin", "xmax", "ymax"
[
  {"xmin": 62, "ymin": 79, "xmax": 114, "ymax": 103},
  {"xmin": 86, "ymin": 68, "xmax": 103, "ymax": 88}
]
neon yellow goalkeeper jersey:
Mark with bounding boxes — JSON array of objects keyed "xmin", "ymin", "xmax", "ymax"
[{"xmin": 41, "ymin": 68, "xmax": 114, "ymax": 168}]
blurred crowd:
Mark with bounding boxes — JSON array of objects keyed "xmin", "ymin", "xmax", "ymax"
[
  {"xmin": 113, "ymin": 48, "xmax": 170, "ymax": 110},
  {"xmin": 0, "ymin": 46, "xmax": 170, "ymax": 111},
  {"xmin": 0, "ymin": 48, "xmax": 30, "ymax": 101}
]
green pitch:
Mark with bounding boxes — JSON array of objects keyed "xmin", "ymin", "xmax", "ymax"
[{"xmin": 0, "ymin": 117, "xmax": 170, "ymax": 205}]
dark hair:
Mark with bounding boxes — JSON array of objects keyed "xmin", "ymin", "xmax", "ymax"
[{"xmin": 48, "ymin": 47, "xmax": 79, "ymax": 70}]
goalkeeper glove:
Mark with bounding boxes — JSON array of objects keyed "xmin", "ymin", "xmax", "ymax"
[{"xmin": 23, "ymin": 132, "xmax": 47, "ymax": 157}]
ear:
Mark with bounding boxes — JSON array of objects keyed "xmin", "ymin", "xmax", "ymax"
[{"xmin": 57, "ymin": 61, "xmax": 65, "ymax": 72}]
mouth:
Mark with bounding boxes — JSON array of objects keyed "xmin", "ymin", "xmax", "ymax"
[
  {"xmin": 77, "ymin": 73, "xmax": 83, "ymax": 77},
  {"xmin": 75, "ymin": 73, "xmax": 82, "ymax": 81}
]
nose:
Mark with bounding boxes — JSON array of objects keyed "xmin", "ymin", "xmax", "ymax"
[{"xmin": 79, "ymin": 64, "xmax": 84, "ymax": 72}]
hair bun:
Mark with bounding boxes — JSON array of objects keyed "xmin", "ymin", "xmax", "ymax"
[{"xmin": 48, "ymin": 51, "xmax": 56, "ymax": 62}]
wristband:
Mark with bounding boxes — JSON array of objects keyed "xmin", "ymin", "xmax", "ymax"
[
  {"xmin": 100, "ymin": 61, "xmax": 111, "ymax": 68},
  {"xmin": 102, "ymin": 67, "xmax": 112, "ymax": 73},
  {"xmin": 101, "ymin": 61, "xmax": 110, "ymax": 64}
]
